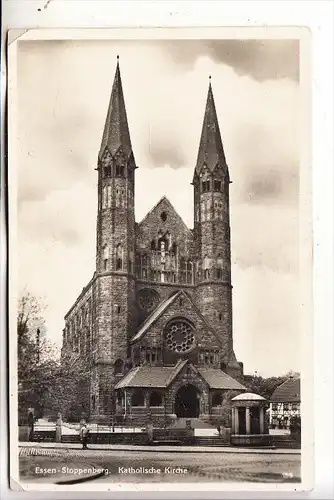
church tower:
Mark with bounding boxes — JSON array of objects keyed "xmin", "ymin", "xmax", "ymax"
[
  {"xmin": 91, "ymin": 57, "xmax": 137, "ymax": 419},
  {"xmin": 193, "ymin": 78, "xmax": 240, "ymax": 375}
]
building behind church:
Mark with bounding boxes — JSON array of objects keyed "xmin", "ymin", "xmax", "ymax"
[{"xmin": 61, "ymin": 57, "xmax": 246, "ymax": 425}]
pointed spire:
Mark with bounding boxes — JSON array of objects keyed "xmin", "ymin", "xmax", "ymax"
[
  {"xmin": 195, "ymin": 77, "xmax": 227, "ymax": 174},
  {"xmin": 99, "ymin": 56, "xmax": 133, "ymax": 160}
]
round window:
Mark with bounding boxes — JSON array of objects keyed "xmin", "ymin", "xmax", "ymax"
[
  {"xmin": 164, "ymin": 319, "xmax": 195, "ymax": 353},
  {"xmin": 138, "ymin": 289, "xmax": 160, "ymax": 312}
]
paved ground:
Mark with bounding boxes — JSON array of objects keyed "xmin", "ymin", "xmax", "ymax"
[
  {"xmin": 19, "ymin": 441, "xmax": 299, "ymax": 454},
  {"xmin": 19, "ymin": 445, "xmax": 301, "ymax": 484}
]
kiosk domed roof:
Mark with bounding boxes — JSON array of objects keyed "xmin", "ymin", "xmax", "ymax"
[{"xmin": 232, "ymin": 392, "xmax": 266, "ymax": 401}]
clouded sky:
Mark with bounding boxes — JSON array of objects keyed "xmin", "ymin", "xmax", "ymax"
[{"xmin": 17, "ymin": 38, "xmax": 300, "ymax": 377}]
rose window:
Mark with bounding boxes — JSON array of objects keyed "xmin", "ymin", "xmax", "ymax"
[
  {"xmin": 138, "ymin": 289, "xmax": 159, "ymax": 312},
  {"xmin": 165, "ymin": 320, "xmax": 195, "ymax": 353}
]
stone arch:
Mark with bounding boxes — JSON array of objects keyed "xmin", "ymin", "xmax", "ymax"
[{"xmin": 174, "ymin": 384, "xmax": 200, "ymax": 418}]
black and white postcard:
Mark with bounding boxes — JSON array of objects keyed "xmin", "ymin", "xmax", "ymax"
[{"xmin": 7, "ymin": 27, "xmax": 313, "ymax": 493}]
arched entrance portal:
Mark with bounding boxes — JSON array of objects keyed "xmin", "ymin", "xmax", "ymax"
[{"xmin": 175, "ymin": 384, "xmax": 200, "ymax": 418}]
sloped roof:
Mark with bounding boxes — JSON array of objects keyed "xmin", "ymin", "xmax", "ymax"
[
  {"xmin": 131, "ymin": 289, "xmax": 223, "ymax": 349},
  {"xmin": 270, "ymin": 377, "xmax": 300, "ymax": 402},
  {"xmin": 195, "ymin": 81, "xmax": 227, "ymax": 175},
  {"xmin": 138, "ymin": 196, "xmax": 190, "ymax": 231},
  {"xmin": 232, "ymin": 392, "xmax": 266, "ymax": 401},
  {"xmin": 114, "ymin": 360, "xmax": 188, "ymax": 389},
  {"xmin": 99, "ymin": 59, "xmax": 133, "ymax": 161},
  {"xmin": 198, "ymin": 368, "xmax": 247, "ymax": 390},
  {"xmin": 131, "ymin": 291, "xmax": 181, "ymax": 342}
]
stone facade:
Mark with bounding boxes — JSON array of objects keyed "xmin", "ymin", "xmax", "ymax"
[{"xmin": 61, "ymin": 59, "xmax": 245, "ymax": 424}]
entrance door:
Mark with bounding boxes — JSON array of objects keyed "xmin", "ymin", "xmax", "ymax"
[{"xmin": 175, "ymin": 384, "xmax": 200, "ymax": 418}]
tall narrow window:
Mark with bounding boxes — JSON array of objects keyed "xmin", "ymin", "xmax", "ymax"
[
  {"xmin": 114, "ymin": 359, "xmax": 124, "ymax": 375},
  {"xmin": 201, "ymin": 200, "xmax": 205, "ymax": 221},
  {"xmin": 103, "ymin": 245, "xmax": 109, "ymax": 270},
  {"xmin": 116, "ymin": 164, "xmax": 125, "ymax": 177},
  {"xmin": 206, "ymin": 199, "xmax": 211, "ymax": 220},
  {"xmin": 202, "ymin": 180, "xmax": 210, "ymax": 192},
  {"xmin": 116, "ymin": 244, "xmax": 123, "ymax": 270},
  {"xmin": 104, "ymin": 166, "xmax": 111, "ymax": 177},
  {"xmin": 102, "ymin": 186, "xmax": 107, "ymax": 209},
  {"xmin": 107, "ymin": 186, "xmax": 112, "ymax": 208},
  {"xmin": 214, "ymin": 180, "xmax": 222, "ymax": 192}
]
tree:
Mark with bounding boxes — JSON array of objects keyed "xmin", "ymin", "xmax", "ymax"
[
  {"xmin": 48, "ymin": 349, "xmax": 90, "ymax": 421},
  {"xmin": 242, "ymin": 372, "xmax": 300, "ymax": 400},
  {"xmin": 17, "ymin": 292, "xmax": 59, "ymax": 419}
]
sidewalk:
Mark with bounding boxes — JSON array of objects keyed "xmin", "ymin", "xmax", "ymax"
[{"xmin": 19, "ymin": 441, "xmax": 301, "ymax": 455}]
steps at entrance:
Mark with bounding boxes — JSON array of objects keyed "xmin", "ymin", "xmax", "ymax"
[
  {"xmin": 169, "ymin": 418, "xmax": 217, "ymax": 430},
  {"xmin": 194, "ymin": 436, "xmax": 229, "ymax": 447}
]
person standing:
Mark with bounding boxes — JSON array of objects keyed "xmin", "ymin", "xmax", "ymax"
[{"xmin": 80, "ymin": 423, "xmax": 89, "ymax": 449}]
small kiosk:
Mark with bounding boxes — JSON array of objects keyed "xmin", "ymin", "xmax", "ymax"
[{"xmin": 230, "ymin": 392, "xmax": 272, "ymax": 447}]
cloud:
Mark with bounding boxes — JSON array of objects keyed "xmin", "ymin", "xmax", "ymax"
[{"xmin": 162, "ymin": 39, "xmax": 299, "ymax": 82}]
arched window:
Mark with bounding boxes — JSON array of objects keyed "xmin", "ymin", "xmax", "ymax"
[
  {"xmin": 151, "ymin": 240, "xmax": 156, "ymax": 250},
  {"xmin": 114, "ymin": 358, "xmax": 124, "ymax": 375},
  {"xmin": 131, "ymin": 389, "xmax": 145, "ymax": 407},
  {"xmin": 212, "ymin": 391, "xmax": 223, "ymax": 407},
  {"xmin": 149, "ymin": 391, "xmax": 163, "ymax": 407},
  {"xmin": 171, "ymin": 242, "xmax": 177, "ymax": 254}
]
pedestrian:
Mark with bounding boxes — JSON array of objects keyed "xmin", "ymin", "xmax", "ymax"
[{"xmin": 80, "ymin": 423, "xmax": 89, "ymax": 449}]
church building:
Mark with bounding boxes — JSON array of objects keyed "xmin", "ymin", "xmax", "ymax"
[{"xmin": 61, "ymin": 57, "xmax": 246, "ymax": 425}]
